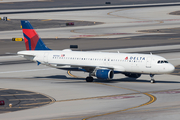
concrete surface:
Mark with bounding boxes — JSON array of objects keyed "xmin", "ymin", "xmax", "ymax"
[{"xmin": 0, "ymin": 2, "xmax": 180, "ymax": 120}]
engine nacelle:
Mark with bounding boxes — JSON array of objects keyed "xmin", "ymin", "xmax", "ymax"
[
  {"xmin": 124, "ymin": 73, "xmax": 141, "ymax": 78},
  {"xmin": 95, "ymin": 69, "xmax": 114, "ymax": 80}
]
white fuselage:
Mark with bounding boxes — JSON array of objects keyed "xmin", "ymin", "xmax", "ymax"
[{"xmin": 18, "ymin": 50, "xmax": 175, "ymax": 74}]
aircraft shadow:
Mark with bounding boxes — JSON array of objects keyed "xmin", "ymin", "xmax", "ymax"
[
  {"xmin": 35, "ymin": 75, "xmax": 68, "ymax": 79},
  {"xmin": 34, "ymin": 75, "xmax": 85, "ymax": 83},
  {"xmin": 95, "ymin": 77, "xmax": 180, "ymax": 84},
  {"xmin": 34, "ymin": 75, "xmax": 180, "ymax": 84}
]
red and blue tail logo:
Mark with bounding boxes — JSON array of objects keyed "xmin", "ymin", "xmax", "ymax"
[{"xmin": 21, "ymin": 20, "xmax": 51, "ymax": 50}]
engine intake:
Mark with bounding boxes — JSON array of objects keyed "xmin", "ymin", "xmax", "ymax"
[{"xmin": 95, "ymin": 69, "xmax": 114, "ymax": 80}]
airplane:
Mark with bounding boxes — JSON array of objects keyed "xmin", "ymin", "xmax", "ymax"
[{"xmin": 18, "ymin": 20, "xmax": 175, "ymax": 83}]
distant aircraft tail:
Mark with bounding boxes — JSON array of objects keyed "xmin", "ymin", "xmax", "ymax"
[{"xmin": 21, "ymin": 20, "xmax": 51, "ymax": 50}]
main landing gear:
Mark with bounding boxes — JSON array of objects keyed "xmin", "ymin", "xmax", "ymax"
[
  {"xmin": 86, "ymin": 77, "xmax": 94, "ymax": 82},
  {"xmin": 150, "ymin": 74, "xmax": 155, "ymax": 83},
  {"xmin": 86, "ymin": 73, "xmax": 94, "ymax": 82}
]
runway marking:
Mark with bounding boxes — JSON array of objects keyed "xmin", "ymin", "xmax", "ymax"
[
  {"xmin": 56, "ymin": 93, "xmax": 139, "ymax": 103},
  {"xmin": 41, "ymin": 92, "xmax": 56, "ymax": 103},
  {"xmin": 9, "ymin": 98, "xmax": 50, "ymax": 101},
  {"xmin": 107, "ymin": 9, "xmax": 164, "ymax": 25},
  {"xmin": 67, "ymin": 71, "xmax": 157, "ymax": 120},
  {"xmin": 81, "ymin": 83, "xmax": 156, "ymax": 120},
  {"xmin": 70, "ymin": 25, "xmax": 138, "ymax": 38},
  {"xmin": 55, "ymin": 88, "xmax": 180, "ymax": 103},
  {"xmin": 67, "ymin": 70, "xmax": 79, "ymax": 78},
  {"xmin": 82, "ymin": 93, "xmax": 155, "ymax": 120},
  {"xmin": 71, "ymin": 32, "xmax": 136, "ymax": 38},
  {"xmin": 0, "ymin": 93, "xmax": 38, "ymax": 96},
  {"xmin": 20, "ymin": 102, "xmax": 51, "ymax": 106},
  {"xmin": 8, "ymin": 88, "xmax": 176, "ymax": 105},
  {"xmin": 53, "ymin": 72, "xmax": 180, "ymax": 120},
  {"xmin": 107, "ymin": 9, "xmax": 143, "ymax": 21}
]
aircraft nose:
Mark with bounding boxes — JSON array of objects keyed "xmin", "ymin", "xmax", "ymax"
[{"xmin": 168, "ymin": 64, "xmax": 175, "ymax": 73}]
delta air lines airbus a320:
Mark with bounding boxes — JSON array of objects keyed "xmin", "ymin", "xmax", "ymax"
[{"xmin": 18, "ymin": 20, "xmax": 175, "ymax": 83}]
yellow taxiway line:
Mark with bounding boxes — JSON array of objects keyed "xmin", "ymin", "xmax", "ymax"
[{"xmin": 67, "ymin": 70, "xmax": 156, "ymax": 120}]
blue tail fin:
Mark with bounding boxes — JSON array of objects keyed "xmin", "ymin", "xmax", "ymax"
[{"xmin": 21, "ymin": 20, "xmax": 51, "ymax": 50}]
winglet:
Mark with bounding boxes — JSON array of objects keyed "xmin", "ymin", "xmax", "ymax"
[{"xmin": 21, "ymin": 20, "xmax": 51, "ymax": 50}]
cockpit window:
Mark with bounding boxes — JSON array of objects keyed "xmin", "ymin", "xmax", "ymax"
[
  {"xmin": 164, "ymin": 61, "xmax": 168, "ymax": 63},
  {"xmin": 157, "ymin": 60, "xmax": 169, "ymax": 64}
]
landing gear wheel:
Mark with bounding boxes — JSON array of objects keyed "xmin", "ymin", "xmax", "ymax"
[
  {"xmin": 151, "ymin": 79, "xmax": 155, "ymax": 83},
  {"xmin": 150, "ymin": 74, "xmax": 155, "ymax": 83},
  {"xmin": 86, "ymin": 77, "xmax": 94, "ymax": 82}
]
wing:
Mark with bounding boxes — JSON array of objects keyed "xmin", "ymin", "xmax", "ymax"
[{"xmin": 47, "ymin": 63, "xmax": 125, "ymax": 73}]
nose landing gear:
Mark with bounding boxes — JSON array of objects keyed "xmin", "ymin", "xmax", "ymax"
[{"xmin": 150, "ymin": 74, "xmax": 155, "ymax": 83}]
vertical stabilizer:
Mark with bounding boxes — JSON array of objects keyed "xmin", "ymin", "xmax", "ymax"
[{"xmin": 21, "ymin": 20, "xmax": 51, "ymax": 50}]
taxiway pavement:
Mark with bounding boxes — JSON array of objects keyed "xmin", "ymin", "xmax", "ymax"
[
  {"xmin": 0, "ymin": 55, "xmax": 179, "ymax": 120},
  {"xmin": 0, "ymin": 49, "xmax": 180, "ymax": 120}
]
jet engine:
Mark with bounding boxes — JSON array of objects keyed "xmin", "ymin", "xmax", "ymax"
[
  {"xmin": 124, "ymin": 73, "xmax": 141, "ymax": 78},
  {"xmin": 95, "ymin": 69, "xmax": 114, "ymax": 80}
]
